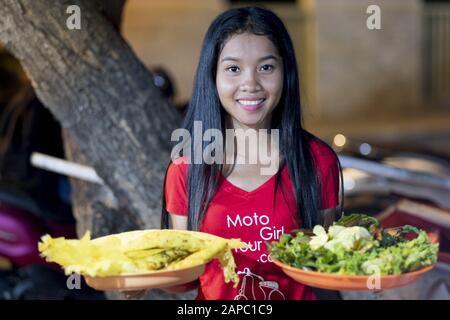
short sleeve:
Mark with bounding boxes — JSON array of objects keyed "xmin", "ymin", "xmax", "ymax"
[
  {"xmin": 164, "ymin": 158, "xmax": 188, "ymax": 215},
  {"xmin": 318, "ymin": 154, "xmax": 340, "ymax": 210},
  {"xmin": 308, "ymin": 136, "xmax": 340, "ymax": 210}
]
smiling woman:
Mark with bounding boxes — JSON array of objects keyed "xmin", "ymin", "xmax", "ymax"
[
  {"xmin": 161, "ymin": 6, "xmax": 343, "ymax": 300},
  {"xmin": 216, "ymin": 33, "xmax": 283, "ymax": 130}
]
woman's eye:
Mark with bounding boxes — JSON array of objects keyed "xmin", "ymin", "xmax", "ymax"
[
  {"xmin": 226, "ymin": 66, "xmax": 240, "ymax": 73},
  {"xmin": 260, "ymin": 64, "xmax": 274, "ymax": 72}
]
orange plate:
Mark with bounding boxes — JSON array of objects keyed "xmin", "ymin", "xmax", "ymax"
[
  {"xmin": 272, "ymin": 258, "xmax": 435, "ymax": 291},
  {"xmin": 84, "ymin": 264, "xmax": 205, "ymax": 292}
]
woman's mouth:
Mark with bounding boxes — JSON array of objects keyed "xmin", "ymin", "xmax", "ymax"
[{"xmin": 236, "ymin": 98, "xmax": 266, "ymax": 111}]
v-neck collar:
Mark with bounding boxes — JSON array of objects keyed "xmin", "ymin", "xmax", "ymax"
[{"xmin": 219, "ymin": 164, "xmax": 286, "ymax": 196}]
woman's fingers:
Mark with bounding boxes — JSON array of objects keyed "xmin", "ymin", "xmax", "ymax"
[{"xmin": 123, "ymin": 290, "xmax": 147, "ymax": 299}]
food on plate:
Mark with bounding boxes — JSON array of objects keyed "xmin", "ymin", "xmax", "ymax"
[
  {"xmin": 38, "ymin": 229, "xmax": 245, "ymax": 286},
  {"xmin": 268, "ymin": 214, "xmax": 438, "ymax": 275}
]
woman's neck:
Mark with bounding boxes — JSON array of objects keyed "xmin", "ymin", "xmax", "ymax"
[{"xmin": 224, "ymin": 116, "xmax": 279, "ymax": 171}]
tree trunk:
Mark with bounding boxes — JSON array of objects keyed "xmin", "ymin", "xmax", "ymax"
[
  {"xmin": 0, "ymin": 0, "xmax": 182, "ymax": 231},
  {"xmin": 60, "ymin": 0, "xmax": 139, "ymax": 239},
  {"xmin": 0, "ymin": 0, "xmax": 193, "ymax": 299},
  {"xmin": 61, "ymin": 0, "xmax": 133, "ymax": 239}
]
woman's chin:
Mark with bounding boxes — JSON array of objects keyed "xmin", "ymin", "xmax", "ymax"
[
  {"xmin": 234, "ymin": 116, "xmax": 267, "ymax": 129},
  {"xmin": 225, "ymin": 107, "xmax": 272, "ymax": 129}
]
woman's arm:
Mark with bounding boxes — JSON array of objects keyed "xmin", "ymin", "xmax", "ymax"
[{"xmin": 170, "ymin": 212, "xmax": 188, "ymax": 230}]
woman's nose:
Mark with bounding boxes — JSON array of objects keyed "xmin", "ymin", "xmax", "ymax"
[{"xmin": 240, "ymin": 71, "xmax": 262, "ymax": 92}]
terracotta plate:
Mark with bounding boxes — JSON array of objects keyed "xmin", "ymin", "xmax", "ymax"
[
  {"xmin": 84, "ymin": 264, "xmax": 205, "ymax": 292},
  {"xmin": 272, "ymin": 258, "xmax": 434, "ymax": 291},
  {"xmin": 271, "ymin": 231, "xmax": 438, "ymax": 291}
]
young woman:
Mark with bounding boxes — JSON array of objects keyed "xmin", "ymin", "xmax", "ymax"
[{"xmin": 161, "ymin": 6, "xmax": 342, "ymax": 300}]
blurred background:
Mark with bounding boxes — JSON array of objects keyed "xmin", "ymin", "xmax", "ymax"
[{"xmin": 0, "ymin": 0, "xmax": 449, "ymax": 300}]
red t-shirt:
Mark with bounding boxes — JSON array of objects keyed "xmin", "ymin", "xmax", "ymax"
[{"xmin": 165, "ymin": 137, "xmax": 340, "ymax": 300}]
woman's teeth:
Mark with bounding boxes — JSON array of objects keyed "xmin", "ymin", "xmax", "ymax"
[{"xmin": 237, "ymin": 99, "xmax": 265, "ymax": 105}]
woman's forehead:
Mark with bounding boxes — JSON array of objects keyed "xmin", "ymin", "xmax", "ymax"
[{"xmin": 219, "ymin": 33, "xmax": 280, "ymax": 61}]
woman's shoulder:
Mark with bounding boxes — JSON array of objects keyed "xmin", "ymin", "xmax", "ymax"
[
  {"xmin": 170, "ymin": 156, "xmax": 189, "ymax": 167},
  {"xmin": 305, "ymin": 132, "xmax": 338, "ymax": 161},
  {"xmin": 167, "ymin": 156, "xmax": 189, "ymax": 177}
]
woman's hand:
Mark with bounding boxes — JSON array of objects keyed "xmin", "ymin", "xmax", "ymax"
[
  {"xmin": 161, "ymin": 280, "xmax": 199, "ymax": 293},
  {"xmin": 121, "ymin": 279, "xmax": 198, "ymax": 298},
  {"xmin": 122, "ymin": 290, "xmax": 148, "ymax": 300}
]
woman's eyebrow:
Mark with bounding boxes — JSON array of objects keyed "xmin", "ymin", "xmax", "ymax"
[{"xmin": 220, "ymin": 54, "xmax": 279, "ymax": 63}]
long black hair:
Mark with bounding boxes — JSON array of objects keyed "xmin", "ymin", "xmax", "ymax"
[{"xmin": 161, "ymin": 6, "xmax": 343, "ymax": 231}]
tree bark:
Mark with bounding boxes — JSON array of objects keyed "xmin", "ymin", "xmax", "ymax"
[
  {"xmin": 61, "ymin": 0, "xmax": 132, "ymax": 239},
  {"xmin": 0, "ymin": 0, "xmax": 193, "ymax": 299},
  {"xmin": 97, "ymin": 0, "xmax": 126, "ymax": 32},
  {"xmin": 0, "ymin": 0, "xmax": 182, "ymax": 234}
]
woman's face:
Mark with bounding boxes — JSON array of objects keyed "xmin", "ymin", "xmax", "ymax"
[{"xmin": 216, "ymin": 33, "xmax": 283, "ymax": 129}]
